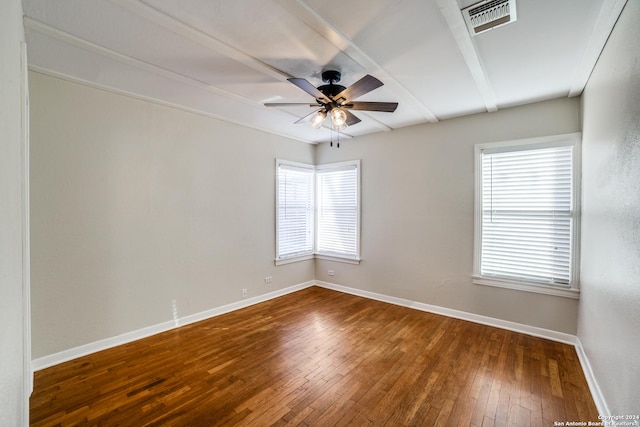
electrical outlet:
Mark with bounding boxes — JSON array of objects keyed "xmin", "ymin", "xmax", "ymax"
[
  {"xmin": 241, "ymin": 288, "xmax": 247, "ymax": 298},
  {"xmin": 264, "ymin": 276, "xmax": 272, "ymax": 284},
  {"xmin": 328, "ymin": 270, "xmax": 335, "ymax": 276}
]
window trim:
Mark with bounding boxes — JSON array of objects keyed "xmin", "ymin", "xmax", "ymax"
[
  {"xmin": 275, "ymin": 159, "xmax": 361, "ymax": 266},
  {"xmin": 472, "ymin": 133, "xmax": 581, "ymax": 299}
]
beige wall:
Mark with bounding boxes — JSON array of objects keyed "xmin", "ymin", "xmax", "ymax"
[
  {"xmin": 579, "ymin": 0, "xmax": 640, "ymax": 415},
  {"xmin": 315, "ymin": 97, "xmax": 582, "ymax": 334},
  {"xmin": 29, "ymin": 72, "xmax": 314, "ymax": 359},
  {"xmin": 0, "ymin": 0, "xmax": 28, "ymax": 425}
]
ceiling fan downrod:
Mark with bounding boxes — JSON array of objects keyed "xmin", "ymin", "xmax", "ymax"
[{"xmin": 321, "ymin": 70, "xmax": 341, "ymax": 84}]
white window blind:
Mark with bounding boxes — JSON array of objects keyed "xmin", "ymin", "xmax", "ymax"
[
  {"xmin": 276, "ymin": 162, "xmax": 314, "ymax": 260},
  {"xmin": 316, "ymin": 163, "xmax": 359, "ymax": 259},
  {"xmin": 479, "ymin": 143, "xmax": 575, "ymax": 287}
]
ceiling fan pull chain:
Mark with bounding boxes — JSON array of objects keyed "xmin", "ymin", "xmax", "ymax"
[{"xmin": 330, "ymin": 125, "xmax": 333, "ymax": 147}]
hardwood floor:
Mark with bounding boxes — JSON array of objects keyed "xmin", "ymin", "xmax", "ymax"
[{"xmin": 30, "ymin": 286, "xmax": 599, "ymax": 426}]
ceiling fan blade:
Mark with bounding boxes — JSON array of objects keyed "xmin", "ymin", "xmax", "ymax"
[
  {"xmin": 344, "ymin": 102, "xmax": 398, "ymax": 112},
  {"xmin": 287, "ymin": 78, "xmax": 330, "ymax": 103},
  {"xmin": 294, "ymin": 109, "xmax": 323, "ymax": 125},
  {"xmin": 264, "ymin": 103, "xmax": 318, "ymax": 107},
  {"xmin": 333, "ymin": 75, "xmax": 383, "ymax": 103},
  {"xmin": 344, "ymin": 110, "xmax": 361, "ymax": 126}
]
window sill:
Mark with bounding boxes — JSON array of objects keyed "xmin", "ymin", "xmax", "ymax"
[
  {"xmin": 275, "ymin": 254, "xmax": 361, "ymax": 266},
  {"xmin": 473, "ymin": 275, "xmax": 580, "ymax": 299},
  {"xmin": 314, "ymin": 254, "xmax": 361, "ymax": 265},
  {"xmin": 275, "ymin": 254, "xmax": 314, "ymax": 266}
]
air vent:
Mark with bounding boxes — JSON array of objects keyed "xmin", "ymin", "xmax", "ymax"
[{"xmin": 462, "ymin": 0, "xmax": 517, "ymax": 36}]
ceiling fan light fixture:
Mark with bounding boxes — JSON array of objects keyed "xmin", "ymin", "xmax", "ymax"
[
  {"xmin": 330, "ymin": 108, "xmax": 347, "ymax": 127},
  {"xmin": 310, "ymin": 110, "xmax": 327, "ymax": 128}
]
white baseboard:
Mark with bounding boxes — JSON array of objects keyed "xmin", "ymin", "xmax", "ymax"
[
  {"xmin": 315, "ymin": 281, "xmax": 577, "ymax": 345},
  {"xmin": 574, "ymin": 337, "xmax": 610, "ymax": 416},
  {"xmin": 32, "ymin": 281, "xmax": 315, "ymax": 371}
]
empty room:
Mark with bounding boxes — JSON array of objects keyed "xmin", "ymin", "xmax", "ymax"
[{"xmin": 1, "ymin": 0, "xmax": 639, "ymax": 425}]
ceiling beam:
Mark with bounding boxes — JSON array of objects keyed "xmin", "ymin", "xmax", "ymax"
[
  {"xmin": 288, "ymin": 0, "xmax": 440, "ymax": 124},
  {"xmin": 24, "ymin": 17, "xmax": 261, "ymax": 106},
  {"xmin": 568, "ymin": 0, "xmax": 628, "ymax": 97},
  {"xmin": 106, "ymin": 0, "xmax": 372, "ymax": 139},
  {"xmin": 435, "ymin": 0, "xmax": 498, "ymax": 113},
  {"xmin": 108, "ymin": 0, "xmax": 290, "ymax": 82},
  {"xmin": 23, "ymin": 17, "xmax": 323, "ymax": 144}
]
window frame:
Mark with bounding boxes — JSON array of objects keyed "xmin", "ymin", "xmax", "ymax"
[
  {"xmin": 275, "ymin": 159, "xmax": 361, "ymax": 266},
  {"xmin": 472, "ymin": 133, "xmax": 581, "ymax": 299}
]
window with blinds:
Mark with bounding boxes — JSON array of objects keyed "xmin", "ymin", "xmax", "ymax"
[
  {"xmin": 275, "ymin": 159, "xmax": 360, "ymax": 264},
  {"xmin": 316, "ymin": 162, "xmax": 360, "ymax": 259},
  {"xmin": 276, "ymin": 161, "xmax": 314, "ymax": 261},
  {"xmin": 473, "ymin": 134, "xmax": 580, "ymax": 297}
]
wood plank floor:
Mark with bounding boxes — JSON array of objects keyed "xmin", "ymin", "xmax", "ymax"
[{"xmin": 30, "ymin": 286, "xmax": 599, "ymax": 426}]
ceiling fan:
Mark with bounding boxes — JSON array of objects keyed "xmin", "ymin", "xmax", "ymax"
[{"xmin": 264, "ymin": 70, "xmax": 398, "ymax": 130}]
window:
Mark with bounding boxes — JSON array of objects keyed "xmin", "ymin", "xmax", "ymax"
[
  {"xmin": 276, "ymin": 159, "xmax": 360, "ymax": 265},
  {"xmin": 316, "ymin": 161, "xmax": 360, "ymax": 261},
  {"xmin": 473, "ymin": 133, "xmax": 580, "ymax": 298},
  {"xmin": 276, "ymin": 161, "xmax": 314, "ymax": 262}
]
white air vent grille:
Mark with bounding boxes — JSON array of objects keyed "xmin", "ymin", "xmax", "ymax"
[{"xmin": 462, "ymin": 0, "xmax": 517, "ymax": 36}]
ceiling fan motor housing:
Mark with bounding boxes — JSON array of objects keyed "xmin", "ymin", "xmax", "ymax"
[
  {"xmin": 318, "ymin": 84, "xmax": 346, "ymax": 99},
  {"xmin": 319, "ymin": 70, "xmax": 345, "ymax": 100}
]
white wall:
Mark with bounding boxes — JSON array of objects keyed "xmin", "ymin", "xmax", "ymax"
[
  {"xmin": 0, "ymin": 0, "xmax": 29, "ymax": 425},
  {"xmin": 315, "ymin": 97, "xmax": 582, "ymax": 334},
  {"xmin": 579, "ymin": 0, "xmax": 640, "ymax": 415},
  {"xmin": 29, "ymin": 72, "xmax": 315, "ymax": 359}
]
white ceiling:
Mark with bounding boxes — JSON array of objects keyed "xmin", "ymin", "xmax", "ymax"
[{"xmin": 22, "ymin": 0, "xmax": 626, "ymax": 144}]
